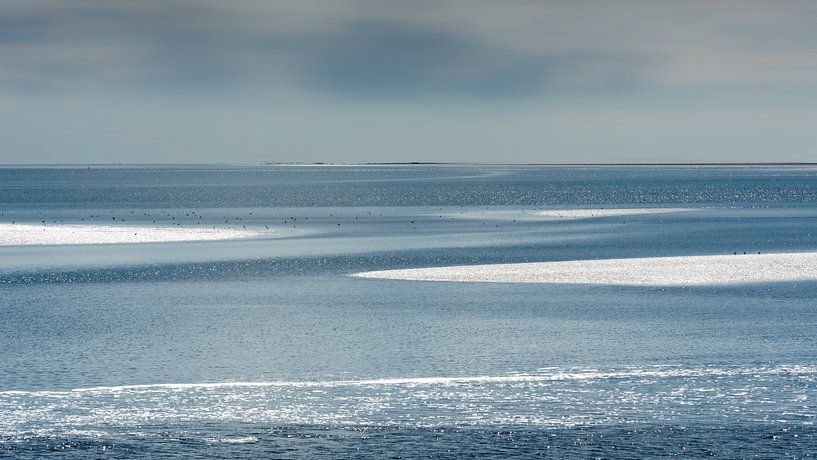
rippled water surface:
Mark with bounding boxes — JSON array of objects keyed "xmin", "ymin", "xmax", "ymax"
[{"xmin": 2, "ymin": 165, "xmax": 817, "ymax": 458}]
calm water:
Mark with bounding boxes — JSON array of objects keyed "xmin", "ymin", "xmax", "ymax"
[{"xmin": 2, "ymin": 165, "xmax": 817, "ymax": 458}]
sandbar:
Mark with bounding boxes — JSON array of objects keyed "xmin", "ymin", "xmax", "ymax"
[
  {"xmin": 0, "ymin": 223, "xmax": 273, "ymax": 246},
  {"xmin": 354, "ymin": 252, "xmax": 817, "ymax": 286}
]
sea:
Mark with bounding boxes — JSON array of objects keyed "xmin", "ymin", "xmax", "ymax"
[{"xmin": 1, "ymin": 165, "xmax": 816, "ymax": 458}]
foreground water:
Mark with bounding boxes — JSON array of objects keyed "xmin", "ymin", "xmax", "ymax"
[{"xmin": 1, "ymin": 165, "xmax": 817, "ymax": 458}]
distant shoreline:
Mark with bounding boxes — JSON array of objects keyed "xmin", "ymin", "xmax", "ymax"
[{"xmin": 2, "ymin": 162, "xmax": 817, "ymax": 168}]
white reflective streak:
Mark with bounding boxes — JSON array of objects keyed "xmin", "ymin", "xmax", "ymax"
[
  {"xmin": 0, "ymin": 364, "xmax": 812, "ymax": 396},
  {"xmin": 535, "ymin": 208, "xmax": 693, "ymax": 219},
  {"xmin": 0, "ymin": 223, "xmax": 274, "ymax": 246},
  {"xmin": 354, "ymin": 252, "xmax": 817, "ymax": 286}
]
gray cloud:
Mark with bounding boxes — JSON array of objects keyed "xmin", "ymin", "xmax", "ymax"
[
  {"xmin": 0, "ymin": 2, "xmax": 257, "ymax": 91},
  {"xmin": 3, "ymin": 1, "xmax": 817, "ymax": 100},
  {"xmin": 0, "ymin": 1, "xmax": 659, "ymax": 98},
  {"xmin": 269, "ymin": 18, "xmax": 647, "ymax": 98},
  {"xmin": 3, "ymin": 1, "xmax": 817, "ymax": 95}
]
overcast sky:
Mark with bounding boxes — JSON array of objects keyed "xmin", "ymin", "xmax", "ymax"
[{"xmin": 1, "ymin": 0, "xmax": 816, "ymax": 164}]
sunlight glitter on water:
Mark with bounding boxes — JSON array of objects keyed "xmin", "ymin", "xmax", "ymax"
[{"xmin": 2, "ymin": 365, "xmax": 815, "ymax": 437}]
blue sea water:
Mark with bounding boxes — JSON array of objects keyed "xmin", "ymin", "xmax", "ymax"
[{"xmin": 1, "ymin": 165, "xmax": 817, "ymax": 458}]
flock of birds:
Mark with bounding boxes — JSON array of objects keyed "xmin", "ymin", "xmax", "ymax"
[
  {"xmin": 0, "ymin": 202, "xmax": 552, "ymax": 233},
  {"xmin": 0, "ymin": 207, "xmax": 510, "ymax": 234},
  {"xmin": 0, "ymin": 207, "xmax": 768, "ymax": 256}
]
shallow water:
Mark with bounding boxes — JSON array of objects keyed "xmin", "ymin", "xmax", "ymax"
[{"xmin": 2, "ymin": 165, "xmax": 817, "ymax": 458}]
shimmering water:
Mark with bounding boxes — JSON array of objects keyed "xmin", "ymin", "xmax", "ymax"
[{"xmin": 2, "ymin": 165, "xmax": 817, "ymax": 458}]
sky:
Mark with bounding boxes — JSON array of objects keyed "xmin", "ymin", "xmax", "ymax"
[{"xmin": 1, "ymin": 0, "xmax": 816, "ymax": 164}]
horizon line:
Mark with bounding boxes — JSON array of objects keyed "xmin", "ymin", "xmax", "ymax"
[{"xmin": 2, "ymin": 161, "xmax": 817, "ymax": 168}]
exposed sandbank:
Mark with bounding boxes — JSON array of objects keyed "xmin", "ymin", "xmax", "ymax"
[
  {"xmin": 442, "ymin": 207, "xmax": 694, "ymax": 222},
  {"xmin": 354, "ymin": 252, "xmax": 817, "ymax": 286},
  {"xmin": 535, "ymin": 208, "xmax": 692, "ymax": 219},
  {"xmin": 0, "ymin": 223, "xmax": 274, "ymax": 246}
]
